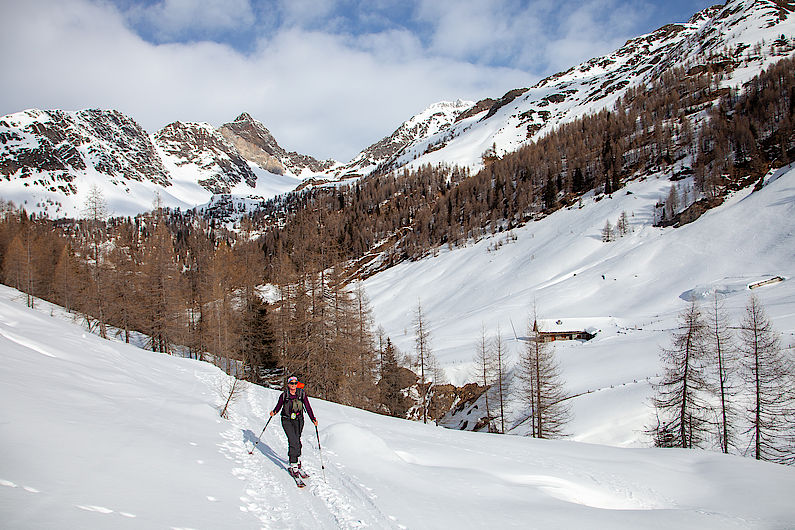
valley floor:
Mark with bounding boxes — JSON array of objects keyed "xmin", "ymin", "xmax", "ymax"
[{"xmin": 2, "ymin": 285, "xmax": 794, "ymax": 529}]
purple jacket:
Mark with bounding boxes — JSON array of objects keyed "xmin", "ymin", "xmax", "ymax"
[{"xmin": 272, "ymin": 389, "xmax": 316, "ymax": 422}]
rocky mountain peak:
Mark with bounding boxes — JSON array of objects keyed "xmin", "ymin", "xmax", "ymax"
[
  {"xmin": 220, "ymin": 112, "xmax": 336, "ymax": 177},
  {"xmin": 218, "ymin": 112, "xmax": 286, "ymax": 175},
  {"xmin": 233, "ymin": 112, "xmax": 255, "ymax": 123},
  {"xmin": 154, "ymin": 120, "xmax": 257, "ymax": 193},
  {"xmin": 0, "ymin": 109, "xmax": 170, "ymax": 204}
]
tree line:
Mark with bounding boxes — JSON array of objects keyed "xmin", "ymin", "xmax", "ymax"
[
  {"xmin": 650, "ymin": 294, "xmax": 795, "ymax": 465},
  {"xmin": 254, "ymin": 53, "xmax": 795, "ymax": 276},
  {"xmin": 0, "ymin": 192, "xmax": 418, "ymax": 418}
]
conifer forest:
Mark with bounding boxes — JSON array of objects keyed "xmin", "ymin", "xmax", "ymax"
[{"xmin": 1, "ymin": 55, "xmax": 794, "ymax": 461}]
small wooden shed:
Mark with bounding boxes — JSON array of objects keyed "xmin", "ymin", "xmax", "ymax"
[{"xmin": 532, "ymin": 320, "xmax": 596, "ymax": 342}]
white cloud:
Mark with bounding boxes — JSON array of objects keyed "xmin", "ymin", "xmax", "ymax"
[
  {"xmin": 0, "ymin": 0, "xmax": 530, "ymax": 162},
  {"xmin": 414, "ymin": 0, "xmax": 652, "ymax": 73},
  {"xmin": 0, "ymin": 0, "xmax": 666, "ymax": 162},
  {"xmin": 275, "ymin": 0, "xmax": 338, "ymax": 29},
  {"xmin": 125, "ymin": 0, "xmax": 256, "ymax": 40},
  {"xmin": 416, "ymin": 0, "xmax": 527, "ymax": 63},
  {"xmin": 243, "ymin": 28, "xmax": 530, "ymax": 159},
  {"xmin": 353, "ymin": 28, "xmax": 425, "ymax": 62}
]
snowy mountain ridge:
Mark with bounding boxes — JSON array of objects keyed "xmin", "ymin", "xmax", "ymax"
[
  {"xmin": 326, "ymin": 99, "xmax": 475, "ymax": 179},
  {"xmin": 0, "ymin": 110, "xmax": 308, "ymax": 217},
  {"xmin": 371, "ymin": 0, "xmax": 795, "ymax": 173},
  {"xmin": 0, "ymin": 109, "xmax": 172, "ymax": 216},
  {"xmin": 2, "ymin": 0, "xmax": 793, "ymax": 218}
]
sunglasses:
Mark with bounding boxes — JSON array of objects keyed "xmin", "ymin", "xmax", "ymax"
[{"xmin": 288, "ymin": 381, "xmax": 298, "ymax": 385}]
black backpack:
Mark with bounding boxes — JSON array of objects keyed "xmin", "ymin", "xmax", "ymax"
[{"xmin": 282, "ymin": 387, "xmax": 304, "ymax": 418}]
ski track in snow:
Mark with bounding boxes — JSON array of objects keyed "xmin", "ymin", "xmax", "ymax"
[
  {"xmin": 75, "ymin": 504, "xmax": 137, "ymax": 518},
  {"xmin": 206, "ymin": 374, "xmax": 400, "ymax": 529},
  {"xmin": 194, "ymin": 371, "xmax": 292, "ymax": 528}
]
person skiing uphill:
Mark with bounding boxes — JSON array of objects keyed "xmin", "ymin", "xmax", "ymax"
[{"xmin": 270, "ymin": 376, "xmax": 317, "ymax": 476}]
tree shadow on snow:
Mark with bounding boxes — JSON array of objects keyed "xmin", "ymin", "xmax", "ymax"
[{"xmin": 242, "ymin": 429, "xmax": 288, "ymax": 471}]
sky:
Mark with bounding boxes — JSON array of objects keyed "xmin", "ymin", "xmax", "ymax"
[{"xmin": 1, "ymin": 0, "xmax": 719, "ymax": 161}]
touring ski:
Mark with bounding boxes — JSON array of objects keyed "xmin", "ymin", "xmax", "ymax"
[{"xmin": 289, "ymin": 468, "xmax": 306, "ymax": 488}]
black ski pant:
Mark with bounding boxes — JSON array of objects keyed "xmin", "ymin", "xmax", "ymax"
[{"xmin": 281, "ymin": 415, "xmax": 304, "ymax": 464}]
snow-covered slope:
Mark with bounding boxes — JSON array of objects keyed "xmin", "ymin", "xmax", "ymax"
[
  {"xmin": 0, "ymin": 110, "xmax": 308, "ymax": 218},
  {"xmin": 363, "ymin": 165, "xmax": 795, "ymax": 445},
  {"xmin": 328, "ymin": 99, "xmax": 475, "ymax": 178},
  {"xmin": 352, "ymin": 0, "xmax": 795, "ymax": 174},
  {"xmin": 2, "ymin": 284, "xmax": 795, "ymax": 529}
]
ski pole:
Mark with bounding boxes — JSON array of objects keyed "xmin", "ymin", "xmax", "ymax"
[
  {"xmin": 248, "ymin": 415, "xmax": 273, "ymax": 455},
  {"xmin": 315, "ymin": 424, "xmax": 326, "ymax": 482}
]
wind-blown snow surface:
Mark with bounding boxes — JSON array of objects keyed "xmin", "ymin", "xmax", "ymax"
[
  {"xmin": 1, "ymin": 286, "xmax": 795, "ymax": 529},
  {"xmin": 363, "ymin": 166, "xmax": 795, "ymax": 445}
]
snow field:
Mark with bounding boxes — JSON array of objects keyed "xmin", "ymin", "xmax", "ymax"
[
  {"xmin": 2, "ymin": 285, "xmax": 795, "ymax": 528},
  {"xmin": 364, "ymin": 166, "xmax": 795, "ymax": 446}
]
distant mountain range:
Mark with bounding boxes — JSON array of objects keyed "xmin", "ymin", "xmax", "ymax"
[{"xmin": 1, "ymin": 0, "xmax": 793, "ymax": 218}]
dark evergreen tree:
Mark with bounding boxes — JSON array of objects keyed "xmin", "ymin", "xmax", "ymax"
[
  {"xmin": 239, "ymin": 296, "xmax": 279, "ymax": 385},
  {"xmin": 572, "ymin": 167, "xmax": 585, "ymax": 193},
  {"xmin": 543, "ymin": 177, "xmax": 557, "ymax": 210},
  {"xmin": 379, "ymin": 338, "xmax": 410, "ymax": 418}
]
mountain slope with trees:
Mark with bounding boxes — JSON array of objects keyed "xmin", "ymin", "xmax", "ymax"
[
  {"xmin": 0, "ymin": 0, "xmax": 793, "ymax": 465},
  {"xmin": 2, "ymin": 1, "xmax": 793, "ymax": 220}
]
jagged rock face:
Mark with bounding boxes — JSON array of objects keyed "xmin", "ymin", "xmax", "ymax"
[
  {"xmin": 0, "ymin": 109, "xmax": 169, "ymax": 197},
  {"xmin": 479, "ymin": 88, "xmax": 528, "ymax": 121},
  {"xmin": 218, "ymin": 113, "xmax": 287, "ymax": 175},
  {"xmin": 154, "ymin": 121, "xmax": 257, "ymax": 194},
  {"xmin": 284, "ymin": 150, "xmax": 336, "ymax": 174},
  {"xmin": 335, "ymin": 100, "xmax": 474, "ymax": 177},
  {"xmin": 455, "ymin": 98, "xmax": 497, "ymax": 123},
  {"xmin": 0, "ymin": 108, "xmax": 324, "ymax": 216},
  {"xmin": 219, "ymin": 112, "xmax": 335, "ymax": 176}
]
